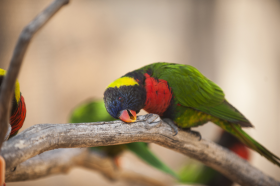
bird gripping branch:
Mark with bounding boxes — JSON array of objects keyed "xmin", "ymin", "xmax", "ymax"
[{"xmin": 103, "ymin": 62, "xmax": 280, "ymax": 167}]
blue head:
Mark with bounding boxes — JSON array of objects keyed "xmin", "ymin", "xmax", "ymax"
[{"xmin": 103, "ymin": 77, "xmax": 146, "ymax": 122}]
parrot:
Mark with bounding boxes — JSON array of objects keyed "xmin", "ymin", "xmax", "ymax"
[
  {"xmin": 0, "ymin": 68, "xmax": 26, "ymax": 186},
  {"xmin": 179, "ymin": 131, "xmax": 250, "ymax": 186},
  {"xmin": 69, "ymin": 99, "xmax": 178, "ymax": 178},
  {"xmin": 103, "ymin": 62, "xmax": 280, "ymax": 167},
  {"xmin": 0, "ymin": 69, "xmax": 26, "ymax": 140}
]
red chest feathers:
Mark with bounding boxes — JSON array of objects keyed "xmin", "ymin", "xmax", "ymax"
[
  {"xmin": 10, "ymin": 95, "xmax": 26, "ymax": 136},
  {"xmin": 143, "ymin": 73, "xmax": 172, "ymax": 116}
]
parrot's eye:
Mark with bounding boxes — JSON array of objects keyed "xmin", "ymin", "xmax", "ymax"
[{"xmin": 119, "ymin": 97, "xmax": 123, "ymax": 102}]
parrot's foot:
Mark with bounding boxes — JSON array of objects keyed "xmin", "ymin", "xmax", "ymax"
[
  {"xmin": 183, "ymin": 128, "xmax": 201, "ymax": 141},
  {"xmin": 144, "ymin": 114, "xmax": 161, "ymax": 124},
  {"xmin": 162, "ymin": 118, "xmax": 178, "ymax": 136}
]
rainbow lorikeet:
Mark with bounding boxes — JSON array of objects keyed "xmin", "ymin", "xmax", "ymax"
[
  {"xmin": 0, "ymin": 69, "xmax": 26, "ymax": 140},
  {"xmin": 69, "ymin": 99, "xmax": 178, "ymax": 178},
  {"xmin": 103, "ymin": 62, "xmax": 280, "ymax": 167},
  {"xmin": 0, "ymin": 69, "xmax": 26, "ymax": 186},
  {"xmin": 179, "ymin": 131, "xmax": 250, "ymax": 186}
]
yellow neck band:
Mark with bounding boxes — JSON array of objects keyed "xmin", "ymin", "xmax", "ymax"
[
  {"xmin": 107, "ymin": 77, "xmax": 138, "ymax": 88},
  {"xmin": 0, "ymin": 69, "xmax": 21, "ymax": 103}
]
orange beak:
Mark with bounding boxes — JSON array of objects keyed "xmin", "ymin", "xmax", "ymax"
[{"xmin": 119, "ymin": 109, "xmax": 137, "ymax": 123}]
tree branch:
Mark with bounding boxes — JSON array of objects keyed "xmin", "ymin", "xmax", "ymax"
[
  {"xmin": 1, "ymin": 114, "xmax": 279, "ymax": 186},
  {"xmin": 6, "ymin": 148, "xmax": 168, "ymax": 186},
  {"xmin": 0, "ymin": 0, "xmax": 69, "ymax": 150}
]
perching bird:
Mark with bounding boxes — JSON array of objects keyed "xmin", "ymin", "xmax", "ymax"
[
  {"xmin": 69, "ymin": 99, "xmax": 178, "ymax": 177},
  {"xmin": 0, "ymin": 69, "xmax": 26, "ymax": 140},
  {"xmin": 103, "ymin": 62, "xmax": 280, "ymax": 167},
  {"xmin": 0, "ymin": 69, "xmax": 26, "ymax": 186},
  {"xmin": 179, "ymin": 131, "xmax": 250, "ymax": 186}
]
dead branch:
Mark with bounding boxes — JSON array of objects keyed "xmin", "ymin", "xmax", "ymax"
[
  {"xmin": 1, "ymin": 114, "xmax": 279, "ymax": 186},
  {"xmin": 0, "ymin": 1, "xmax": 279, "ymax": 186},
  {"xmin": 0, "ymin": 0, "xmax": 69, "ymax": 150},
  {"xmin": 6, "ymin": 148, "xmax": 168, "ymax": 186}
]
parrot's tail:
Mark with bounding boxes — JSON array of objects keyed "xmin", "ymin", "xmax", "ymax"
[{"xmin": 214, "ymin": 120, "xmax": 280, "ymax": 167}]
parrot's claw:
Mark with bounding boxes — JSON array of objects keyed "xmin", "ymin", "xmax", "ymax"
[
  {"xmin": 162, "ymin": 118, "xmax": 178, "ymax": 136},
  {"xmin": 184, "ymin": 128, "xmax": 201, "ymax": 141},
  {"xmin": 145, "ymin": 114, "xmax": 160, "ymax": 124}
]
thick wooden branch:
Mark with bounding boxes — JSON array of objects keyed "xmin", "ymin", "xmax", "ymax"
[
  {"xmin": 6, "ymin": 148, "xmax": 168, "ymax": 186},
  {"xmin": 0, "ymin": 0, "xmax": 69, "ymax": 150},
  {"xmin": 1, "ymin": 114, "xmax": 279, "ymax": 186}
]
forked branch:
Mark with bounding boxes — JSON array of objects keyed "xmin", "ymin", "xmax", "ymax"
[
  {"xmin": 6, "ymin": 148, "xmax": 169, "ymax": 186},
  {"xmin": 0, "ymin": 1, "xmax": 279, "ymax": 186},
  {"xmin": 1, "ymin": 114, "xmax": 279, "ymax": 186},
  {"xmin": 0, "ymin": 0, "xmax": 69, "ymax": 151}
]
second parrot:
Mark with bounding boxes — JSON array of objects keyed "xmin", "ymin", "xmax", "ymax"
[{"xmin": 69, "ymin": 99, "xmax": 178, "ymax": 178}]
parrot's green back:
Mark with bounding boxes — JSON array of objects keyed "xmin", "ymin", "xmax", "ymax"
[
  {"xmin": 133, "ymin": 62, "xmax": 280, "ymax": 166},
  {"xmin": 69, "ymin": 99, "xmax": 178, "ymax": 178},
  {"xmin": 138, "ymin": 63, "xmax": 251, "ymax": 127}
]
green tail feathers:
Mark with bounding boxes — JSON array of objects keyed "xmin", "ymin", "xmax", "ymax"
[
  {"xmin": 126, "ymin": 142, "xmax": 179, "ymax": 179},
  {"xmin": 178, "ymin": 160, "xmax": 217, "ymax": 184},
  {"xmin": 214, "ymin": 120, "xmax": 280, "ymax": 167}
]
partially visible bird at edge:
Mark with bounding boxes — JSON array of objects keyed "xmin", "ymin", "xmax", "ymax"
[
  {"xmin": 0, "ymin": 68, "xmax": 26, "ymax": 140},
  {"xmin": 0, "ymin": 68, "xmax": 26, "ymax": 186}
]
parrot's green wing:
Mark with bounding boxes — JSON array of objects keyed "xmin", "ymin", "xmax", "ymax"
[
  {"xmin": 149, "ymin": 63, "xmax": 251, "ymax": 125},
  {"xmin": 70, "ymin": 99, "xmax": 178, "ymax": 178},
  {"xmin": 126, "ymin": 142, "xmax": 179, "ymax": 179}
]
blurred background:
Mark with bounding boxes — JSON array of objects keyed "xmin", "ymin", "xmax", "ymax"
[{"xmin": 0, "ymin": 0, "xmax": 280, "ymax": 185}]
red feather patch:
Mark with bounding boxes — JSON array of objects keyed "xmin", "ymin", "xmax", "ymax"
[
  {"xmin": 230, "ymin": 143, "xmax": 250, "ymax": 160},
  {"xmin": 10, "ymin": 95, "xmax": 26, "ymax": 136},
  {"xmin": 143, "ymin": 73, "xmax": 172, "ymax": 116}
]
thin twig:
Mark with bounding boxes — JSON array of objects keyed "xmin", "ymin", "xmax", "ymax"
[
  {"xmin": 1, "ymin": 114, "xmax": 279, "ymax": 186},
  {"xmin": 6, "ymin": 148, "xmax": 169, "ymax": 186},
  {"xmin": 0, "ymin": 0, "xmax": 69, "ymax": 151}
]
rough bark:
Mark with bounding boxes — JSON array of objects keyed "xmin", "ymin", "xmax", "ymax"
[
  {"xmin": 1, "ymin": 114, "xmax": 279, "ymax": 186},
  {"xmin": 6, "ymin": 148, "xmax": 168, "ymax": 186}
]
